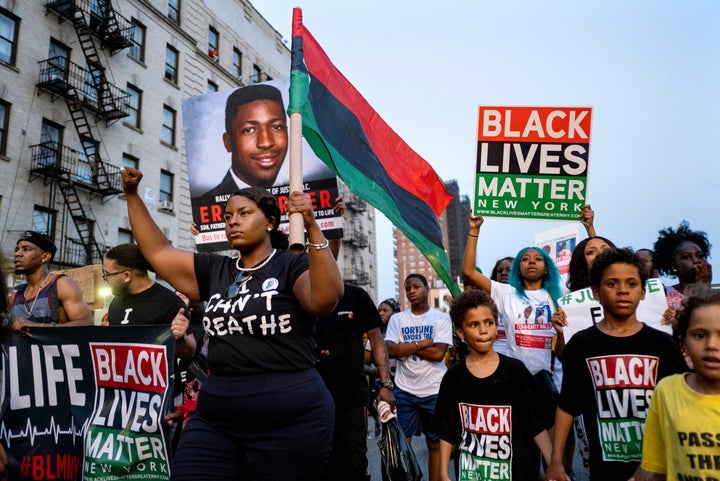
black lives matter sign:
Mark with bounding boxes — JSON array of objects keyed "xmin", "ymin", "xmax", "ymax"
[
  {"xmin": 1, "ymin": 327, "xmax": 174, "ymax": 481},
  {"xmin": 475, "ymin": 106, "xmax": 592, "ymax": 221}
]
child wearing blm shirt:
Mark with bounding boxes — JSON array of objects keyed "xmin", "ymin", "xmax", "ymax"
[
  {"xmin": 434, "ymin": 289, "xmax": 552, "ymax": 481},
  {"xmin": 545, "ymin": 248, "xmax": 686, "ymax": 481}
]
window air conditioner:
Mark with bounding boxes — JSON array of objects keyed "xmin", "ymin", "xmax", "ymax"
[{"xmin": 159, "ymin": 200, "xmax": 174, "ymax": 211}]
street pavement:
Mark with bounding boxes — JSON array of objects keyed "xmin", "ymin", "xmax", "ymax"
[
  {"xmin": 365, "ymin": 430, "xmax": 436, "ymax": 481},
  {"xmin": 364, "ymin": 427, "xmax": 588, "ymax": 481}
]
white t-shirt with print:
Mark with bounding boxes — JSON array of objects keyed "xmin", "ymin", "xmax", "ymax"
[
  {"xmin": 384, "ymin": 308, "xmax": 453, "ymax": 397},
  {"xmin": 494, "ymin": 313, "xmax": 508, "ymax": 355},
  {"xmin": 490, "ymin": 280, "xmax": 557, "ymax": 377}
]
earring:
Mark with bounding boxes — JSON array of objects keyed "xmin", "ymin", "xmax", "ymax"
[{"xmin": 267, "ymin": 227, "xmax": 272, "ymax": 232}]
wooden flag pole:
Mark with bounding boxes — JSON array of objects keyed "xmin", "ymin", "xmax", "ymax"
[{"xmin": 288, "ymin": 111, "xmax": 304, "ymax": 251}]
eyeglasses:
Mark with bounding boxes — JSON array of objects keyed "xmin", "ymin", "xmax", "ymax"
[
  {"xmin": 226, "ymin": 272, "xmax": 252, "ymax": 299},
  {"xmin": 102, "ymin": 270, "xmax": 126, "ymax": 281}
]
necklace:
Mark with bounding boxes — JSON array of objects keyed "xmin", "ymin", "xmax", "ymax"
[
  {"xmin": 235, "ymin": 249, "xmax": 277, "ymax": 272},
  {"xmin": 24, "ymin": 273, "xmax": 52, "ymax": 316}
]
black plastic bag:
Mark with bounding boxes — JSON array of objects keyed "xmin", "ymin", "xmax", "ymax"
[{"xmin": 377, "ymin": 417, "xmax": 423, "ymax": 481}]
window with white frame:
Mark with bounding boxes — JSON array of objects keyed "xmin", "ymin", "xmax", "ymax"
[
  {"xmin": 0, "ymin": 9, "xmax": 19, "ymax": 65},
  {"xmin": 208, "ymin": 26, "xmax": 219, "ymax": 59},
  {"xmin": 129, "ymin": 18, "xmax": 145, "ymax": 62},
  {"xmin": 160, "ymin": 170, "xmax": 173, "ymax": 203},
  {"xmin": 122, "ymin": 152, "xmax": 138, "ymax": 170},
  {"xmin": 232, "ymin": 47, "xmax": 242, "ymax": 78},
  {"xmin": 165, "ymin": 44, "xmax": 179, "ymax": 84},
  {"xmin": 161, "ymin": 106, "xmax": 176, "ymax": 146},
  {"xmin": 0, "ymin": 99, "xmax": 9, "ymax": 156},
  {"xmin": 125, "ymin": 84, "xmax": 141, "ymax": 128},
  {"xmin": 168, "ymin": 0, "xmax": 180, "ymax": 23},
  {"xmin": 32, "ymin": 206, "xmax": 55, "ymax": 237}
]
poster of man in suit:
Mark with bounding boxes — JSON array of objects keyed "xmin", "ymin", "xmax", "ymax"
[{"xmin": 183, "ymin": 78, "xmax": 342, "ymax": 251}]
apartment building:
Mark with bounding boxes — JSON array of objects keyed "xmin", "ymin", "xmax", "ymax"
[
  {"xmin": 0, "ymin": 0, "xmax": 377, "ymax": 300},
  {"xmin": 395, "ymin": 179, "xmax": 469, "ymax": 308}
]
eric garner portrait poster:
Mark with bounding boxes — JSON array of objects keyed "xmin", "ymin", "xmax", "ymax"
[{"xmin": 183, "ymin": 77, "xmax": 343, "ymax": 252}]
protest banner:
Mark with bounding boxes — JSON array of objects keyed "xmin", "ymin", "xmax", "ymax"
[
  {"xmin": 474, "ymin": 106, "xmax": 592, "ymax": 221},
  {"xmin": 557, "ymin": 278, "xmax": 671, "ymax": 341},
  {"xmin": 1, "ymin": 326, "xmax": 175, "ymax": 481},
  {"xmin": 534, "ymin": 223, "xmax": 580, "ymax": 278},
  {"xmin": 183, "ymin": 77, "xmax": 342, "ymax": 252}
]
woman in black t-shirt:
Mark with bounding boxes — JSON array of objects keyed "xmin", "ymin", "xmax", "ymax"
[{"xmin": 121, "ymin": 168, "xmax": 343, "ymax": 481}]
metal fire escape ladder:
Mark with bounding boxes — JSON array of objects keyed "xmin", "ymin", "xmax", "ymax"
[
  {"xmin": 64, "ymin": 83, "xmax": 114, "ymax": 196},
  {"xmin": 39, "ymin": 1, "xmax": 127, "ymax": 264},
  {"xmin": 95, "ymin": 0, "xmax": 132, "ymax": 55},
  {"xmin": 58, "ymin": 177, "xmax": 104, "ymax": 264},
  {"xmin": 52, "ymin": 4, "xmax": 109, "ymax": 259},
  {"xmin": 61, "ymin": 6, "xmax": 117, "ymax": 196},
  {"xmin": 69, "ymin": 6, "xmax": 124, "ymax": 122},
  {"xmin": 60, "ymin": 88, "xmax": 105, "ymax": 263}
]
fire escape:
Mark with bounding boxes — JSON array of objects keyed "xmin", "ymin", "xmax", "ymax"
[{"xmin": 31, "ymin": 0, "xmax": 132, "ymax": 266}]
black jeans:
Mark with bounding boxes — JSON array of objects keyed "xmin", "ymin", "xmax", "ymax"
[
  {"xmin": 171, "ymin": 369, "xmax": 334, "ymax": 481},
  {"xmin": 323, "ymin": 400, "xmax": 370, "ymax": 481}
]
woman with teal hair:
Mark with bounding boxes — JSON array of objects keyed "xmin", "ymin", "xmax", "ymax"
[
  {"xmin": 462, "ymin": 215, "xmax": 566, "ymax": 432},
  {"xmin": 506, "ymin": 248, "xmax": 564, "ymax": 305}
]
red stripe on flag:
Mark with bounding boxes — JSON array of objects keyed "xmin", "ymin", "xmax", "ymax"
[{"xmin": 292, "ymin": 12, "xmax": 451, "ymax": 217}]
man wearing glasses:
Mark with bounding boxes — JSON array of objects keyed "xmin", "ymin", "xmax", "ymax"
[
  {"xmin": 11, "ymin": 230, "xmax": 93, "ymax": 332},
  {"xmin": 102, "ymin": 243, "xmax": 185, "ymax": 326}
]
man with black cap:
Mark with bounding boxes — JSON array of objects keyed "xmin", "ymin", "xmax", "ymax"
[{"xmin": 10, "ymin": 231, "xmax": 93, "ymax": 332}]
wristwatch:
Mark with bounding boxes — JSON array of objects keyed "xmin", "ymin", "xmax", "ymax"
[{"xmin": 379, "ymin": 380, "xmax": 394, "ymax": 390}]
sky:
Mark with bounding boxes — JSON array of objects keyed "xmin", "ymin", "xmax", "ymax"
[{"xmin": 251, "ymin": 0, "xmax": 720, "ymax": 301}]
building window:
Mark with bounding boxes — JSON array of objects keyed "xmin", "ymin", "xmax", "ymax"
[
  {"xmin": 77, "ymin": 136, "xmax": 98, "ymax": 183},
  {"xmin": 84, "ymin": 65, "xmax": 100, "ymax": 107},
  {"xmin": 39, "ymin": 119, "xmax": 63, "ymax": 168},
  {"xmin": 32, "ymin": 206, "xmax": 56, "ymax": 237},
  {"xmin": 252, "ymin": 64, "xmax": 262, "ymax": 83},
  {"xmin": 48, "ymin": 38, "xmax": 71, "ymax": 81},
  {"xmin": 167, "ymin": 0, "xmax": 180, "ymax": 23},
  {"xmin": 161, "ymin": 106, "xmax": 176, "ymax": 146},
  {"xmin": 117, "ymin": 228, "xmax": 133, "ymax": 245},
  {"xmin": 0, "ymin": 100, "xmax": 9, "ymax": 156},
  {"xmin": 125, "ymin": 84, "xmax": 141, "ymax": 128},
  {"xmin": 165, "ymin": 45, "xmax": 178, "ymax": 83},
  {"xmin": 208, "ymin": 26, "xmax": 219, "ymax": 59},
  {"xmin": 129, "ymin": 18, "xmax": 145, "ymax": 62},
  {"xmin": 207, "ymin": 80, "xmax": 218, "ymax": 93},
  {"xmin": 41, "ymin": 119, "xmax": 63, "ymax": 145},
  {"xmin": 122, "ymin": 153, "xmax": 138, "ymax": 170},
  {"xmin": 0, "ymin": 9, "xmax": 19, "ymax": 66},
  {"xmin": 160, "ymin": 170, "xmax": 173, "ymax": 203},
  {"xmin": 89, "ymin": 0, "xmax": 104, "ymax": 30},
  {"xmin": 232, "ymin": 47, "xmax": 242, "ymax": 78}
]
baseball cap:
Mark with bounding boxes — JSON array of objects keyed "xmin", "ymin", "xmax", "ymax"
[{"xmin": 18, "ymin": 230, "xmax": 57, "ymax": 258}]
